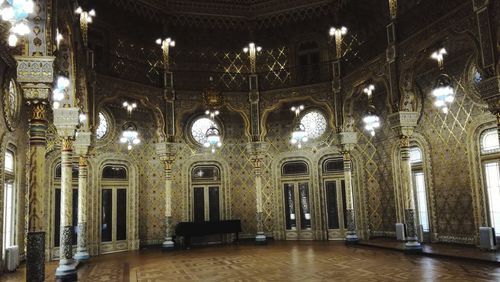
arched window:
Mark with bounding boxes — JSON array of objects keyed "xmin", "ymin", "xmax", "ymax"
[
  {"xmin": 480, "ymin": 128, "xmax": 500, "ymax": 236},
  {"xmin": 410, "ymin": 146, "xmax": 430, "ymax": 235},
  {"xmin": 191, "ymin": 117, "xmax": 221, "ymax": 146},
  {"xmin": 300, "ymin": 111, "xmax": 327, "ymax": 140},
  {"xmin": 3, "ymin": 148, "xmax": 17, "ymax": 257},
  {"xmin": 96, "ymin": 111, "xmax": 110, "ymax": 140}
]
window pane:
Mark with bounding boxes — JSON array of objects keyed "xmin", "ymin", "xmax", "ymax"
[
  {"xmin": 323, "ymin": 158, "xmax": 344, "ymax": 173},
  {"xmin": 3, "ymin": 183, "xmax": 14, "ymax": 248},
  {"xmin": 4, "ymin": 151, "xmax": 13, "ymax": 173},
  {"xmin": 192, "ymin": 166, "xmax": 220, "ymax": 181},
  {"xmin": 54, "ymin": 189, "xmax": 61, "ymax": 247},
  {"xmin": 282, "ymin": 161, "xmax": 308, "ymax": 176},
  {"xmin": 413, "ymin": 172, "xmax": 430, "ymax": 232},
  {"xmin": 102, "ymin": 166, "xmax": 127, "ymax": 179},
  {"xmin": 341, "ymin": 180, "xmax": 347, "ymax": 228},
  {"xmin": 116, "ymin": 189, "xmax": 127, "ymax": 240},
  {"xmin": 96, "ymin": 112, "xmax": 109, "ymax": 140},
  {"xmin": 484, "ymin": 162, "xmax": 500, "ymax": 236},
  {"xmin": 284, "ymin": 184, "xmax": 296, "ymax": 230},
  {"xmin": 299, "ymin": 183, "xmax": 311, "ymax": 230},
  {"xmin": 410, "ymin": 147, "xmax": 422, "ymax": 164},
  {"xmin": 325, "ymin": 181, "xmax": 339, "ymax": 229},
  {"xmin": 101, "ymin": 189, "xmax": 113, "ymax": 242},
  {"xmin": 481, "ymin": 129, "xmax": 500, "ymax": 154}
]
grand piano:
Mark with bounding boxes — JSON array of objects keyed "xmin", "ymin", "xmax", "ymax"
[{"xmin": 175, "ymin": 220, "xmax": 241, "ymax": 249}]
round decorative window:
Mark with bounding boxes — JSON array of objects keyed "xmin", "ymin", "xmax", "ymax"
[
  {"xmin": 300, "ymin": 110, "xmax": 327, "ymax": 139},
  {"xmin": 3, "ymin": 79, "xmax": 20, "ymax": 131},
  {"xmin": 96, "ymin": 112, "xmax": 110, "ymax": 140},
  {"xmin": 191, "ymin": 117, "xmax": 220, "ymax": 145}
]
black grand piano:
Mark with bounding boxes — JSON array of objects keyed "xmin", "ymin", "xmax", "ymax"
[{"xmin": 175, "ymin": 220, "xmax": 241, "ymax": 249}]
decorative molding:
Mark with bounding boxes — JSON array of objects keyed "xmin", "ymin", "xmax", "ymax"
[{"xmin": 53, "ymin": 107, "xmax": 79, "ymax": 138}]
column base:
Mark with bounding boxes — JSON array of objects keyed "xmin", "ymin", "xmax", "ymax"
[
  {"xmin": 255, "ymin": 233, "xmax": 267, "ymax": 245},
  {"xmin": 345, "ymin": 234, "xmax": 359, "ymax": 245},
  {"xmin": 404, "ymin": 241, "xmax": 423, "ymax": 254},
  {"xmin": 74, "ymin": 250, "xmax": 90, "ymax": 262},
  {"xmin": 162, "ymin": 239, "xmax": 175, "ymax": 250},
  {"xmin": 55, "ymin": 261, "xmax": 78, "ymax": 281}
]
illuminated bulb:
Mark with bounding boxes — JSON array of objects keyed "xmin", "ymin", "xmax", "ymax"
[
  {"xmin": 127, "ymin": 144, "xmax": 132, "ymax": 150},
  {"xmin": 156, "ymin": 38, "xmax": 162, "ymax": 45},
  {"xmin": 256, "ymin": 46, "xmax": 262, "ymax": 52},
  {"xmin": 88, "ymin": 9, "xmax": 96, "ymax": 17},
  {"xmin": 243, "ymin": 47, "xmax": 249, "ymax": 53},
  {"xmin": 12, "ymin": 22, "xmax": 29, "ymax": 35},
  {"xmin": 120, "ymin": 137, "xmax": 127, "ymax": 143},
  {"xmin": 2, "ymin": 7, "xmax": 14, "ymax": 21},
  {"xmin": 79, "ymin": 113, "xmax": 87, "ymax": 122},
  {"xmin": 205, "ymin": 110, "xmax": 210, "ymax": 115},
  {"xmin": 7, "ymin": 34, "xmax": 17, "ymax": 46},
  {"xmin": 75, "ymin": 7, "xmax": 83, "ymax": 14},
  {"xmin": 53, "ymin": 101, "xmax": 60, "ymax": 109}
]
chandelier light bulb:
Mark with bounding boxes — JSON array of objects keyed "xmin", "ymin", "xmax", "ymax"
[
  {"xmin": 2, "ymin": 7, "xmax": 14, "ymax": 21},
  {"xmin": 75, "ymin": 6, "xmax": 83, "ymax": 14},
  {"xmin": 7, "ymin": 34, "xmax": 17, "ymax": 46},
  {"xmin": 88, "ymin": 9, "xmax": 96, "ymax": 17},
  {"xmin": 243, "ymin": 47, "xmax": 249, "ymax": 53},
  {"xmin": 363, "ymin": 84, "xmax": 375, "ymax": 96},
  {"xmin": 79, "ymin": 113, "xmax": 87, "ymax": 123},
  {"xmin": 156, "ymin": 38, "xmax": 162, "ymax": 45},
  {"xmin": 12, "ymin": 22, "xmax": 29, "ymax": 35},
  {"xmin": 52, "ymin": 101, "xmax": 60, "ymax": 109}
]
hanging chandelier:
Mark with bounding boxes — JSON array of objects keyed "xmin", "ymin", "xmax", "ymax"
[
  {"xmin": 362, "ymin": 84, "xmax": 380, "ymax": 137},
  {"xmin": 0, "ymin": 0, "xmax": 34, "ymax": 46},
  {"xmin": 203, "ymin": 110, "xmax": 222, "ymax": 153},
  {"xmin": 52, "ymin": 76, "xmax": 70, "ymax": 109},
  {"xmin": 290, "ymin": 105, "xmax": 308, "ymax": 148},
  {"xmin": 432, "ymin": 74, "xmax": 454, "ymax": 114},
  {"xmin": 122, "ymin": 101, "xmax": 137, "ymax": 115},
  {"xmin": 119, "ymin": 122, "xmax": 141, "ymax": 151}
]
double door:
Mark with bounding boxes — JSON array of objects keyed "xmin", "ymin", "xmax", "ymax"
[
  {"xmin": 193, "ymin": 186, "xmax": 220, "ymax": 222},
  {"xmin": 283, "ymin": 182, "xmax": 313, "ymax": 240},
  {"xmin": 100, "ymin": 187, "xmax": 127, "ymax": 253}
]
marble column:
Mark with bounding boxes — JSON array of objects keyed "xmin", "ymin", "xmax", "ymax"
[
  {"xmin": 389, "ymin": 112, "xmax": 421, "ymax": 253},
  {"xmin": 156, "ymin": 142, "xmax": 177, "ymax": 250},
  {"xmin": 339, "ymin": 130, "xmax": 359, "ymax": 243},
  {"xmin": 54, "ymin": 108, "xmax": 79, "ymax": 279},
  {"xmin": 74, "ymin": 132, "xmax": 91, "ymax": 261},
  {"xmin": 16, "ymin": 55, "xmax": 55, "ymax": 282},
  {"xmin": 247, "ymin": 142, "xmax": 268, "ymax": 244}
]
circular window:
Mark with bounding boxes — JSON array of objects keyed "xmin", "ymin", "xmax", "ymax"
[
  {"xmin": 191, "ymin": 117, "xmax": 220, "ymax": 146},
  {"xmin": 96, "ymin": 112, "xmax": 110, "ymax": 140},
  {"xmin": 3, "ymin": 79, "xmax": 20, "ymax": 131},
  {"xmin": 300, "ymin": 111, "xmax": 327, "ymax": 139}
]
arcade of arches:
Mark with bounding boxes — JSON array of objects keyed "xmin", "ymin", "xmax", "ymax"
[{"xmin": 0, "ymin": 0, "xmax": 500, "ymax": 281}]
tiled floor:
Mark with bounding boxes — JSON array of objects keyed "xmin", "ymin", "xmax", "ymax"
[{"xmin": 3, "ymin": 241, "xmax": 500, "ymax": 281}]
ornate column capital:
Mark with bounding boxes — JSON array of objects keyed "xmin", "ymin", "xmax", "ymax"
[
  {"xmin": 156, "ymin": 142, "xmax": 179, "ymax": 170},
  {"xmin": 15, "ymin": 56, "xmax": 55, "ymax": 103},
  {"xmin": 388, "ymin": 111, "xmax": 419, "ymax": 137},
  {"xmin": 53, "ymin": 107, "xmax": 79, "ymax": 138},
  {"xmin": 338, "ymin": 131, "xmax": 357, "ymax": 152},
  {"xmin": 75, "ymin": 131, "xmax": 92, "ymax": 156}
]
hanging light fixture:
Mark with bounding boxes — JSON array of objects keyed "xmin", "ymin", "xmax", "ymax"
[
  {"xmin": 362, "ymin": 84, "xmax": 380, "ymax": 137},
  {"xmin": 203, "ymin": 110, "xmax": 222, "ymax": 153},
  {"xmin": 119, "ymin": 122, "xmax": 140, "ymax": 151},
  {"xmin": 122, "ymin": 101, "xmax": 137, "ymax": 115},
  {"xmin": 430, "ymin": 47, "xmax": 454, "ymax": 114},
  {"xmin": 52, "ymin": 76, "xmax": 70, "ymax": 109},
  {"xmin": 290, "ymin": 105, "xmax": 308, "ymax": 148},
  {"xmin": 0, "ymin": 0, "xmax": 35, "ymax": 46}
]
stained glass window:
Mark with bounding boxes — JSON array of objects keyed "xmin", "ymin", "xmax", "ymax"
[
  {"xmin": 96, "ymin": 112, "xmax": 109, "ymax": 140},
  {"xmin": 191, "ymin": 117, "xmax": 219, "ymax": 145},
  {"xmin": 300, "ymin": 111, "xmax": 327, "ymax": 139}
]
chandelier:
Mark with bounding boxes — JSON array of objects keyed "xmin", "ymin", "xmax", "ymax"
[
  {"xmin": 0, "ymin": 0, "xmax": 34, "ymax": 46},
  {"xmin": 432, "ymin": 74, "xmax": 454, "ymax": 114},
  {"xmin": 362, "ymin": 84, "xmax": 380, "ymax": 137},
  {"xmin": 122, "ymin": 101, "xmax": 137, "ymax": 115},
  {"xmin": 290, "ymin": 105, "xmax": 308, "ymax": 148},
  {"xmin": 52, "ymin": 76, "xmax": 70, "ymax": 109},
  {"xmin": 119, "ymin": 122, "xmax": 140, "ymax": 151},
  {"xmin": 203, "ymin": 110, "xmax": 222, "ymax": 153}
]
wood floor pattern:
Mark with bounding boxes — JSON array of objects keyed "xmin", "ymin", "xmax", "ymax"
[{"xmin": 3, "ymin": 242, "xmax": 500, "ymax": 281}]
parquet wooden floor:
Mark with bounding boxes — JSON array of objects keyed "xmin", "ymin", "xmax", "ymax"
[{"xmin": 3, "ymin": 241, "xmax": 500, "ymax": 281}]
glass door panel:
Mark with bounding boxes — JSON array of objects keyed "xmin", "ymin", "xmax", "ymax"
[
  {"xmin": 193, "ymin": 187, "xmax": 205, "ymax": 222},
  {"xmin": 101, "ymin": 189, "xmax": 112, "ymax": 242},
  {"xmin": 208, "ymin": 186, "xmax": 220, "ymax": 222},
  {"xmin": 299, "ymin": 183, "xmax": 311, "ymax": 229},
  {"xmin": 284, "ymin": 183, "xmax": 296, "ymax": 230},
  {"xmin": 325, "ymin": 181, "xmax": 339, "ymax": 229},
  {"xmin": 116, "ymin": 189, "xmax": 127, "ymax": 241}
]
